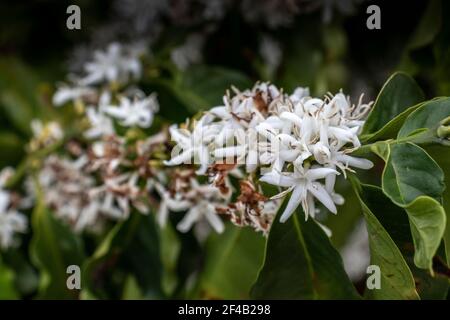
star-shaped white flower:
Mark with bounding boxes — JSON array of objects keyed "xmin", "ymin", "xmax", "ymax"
[
  {"xmin": 260, "ymin": 166, "xmax": 338, "ymax": 222},
  {"xmin": 84, "ymin": 92, "xmax": 115, "ymax": 139},
  {"xmin": 104, "ymin": 93, "xmax": 159, "ymax": 128},
  {"xmin": 164, "ymin": 117, "xmax": 219, "ymax": 174},
  {"xmin": 79, "ymin": 43, "xmax": 142, "ymax": 86},
  {"xmin": 53, "ymin": 84, "xmax": 95, "ymax": 107}
]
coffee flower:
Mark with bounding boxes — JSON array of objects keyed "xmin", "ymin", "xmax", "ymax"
[
  {"xmin": 79, "ymin": 42, "xmax": 143, "ymax": 86},
  {"xmin": 164, "ymin": 82, "xmax": 374, "ymax": 226},
  {"xmin": 261, "ymin": 166, "xmax": 338, "ymax": 221},
  {"xmin": 155, "ymin": 171, "xmax": 227, "ymax": 233},
  {"xmin": 164, "ymin": 117, "xmax": 220, "ymax": 174},
  {"xmin": 103, "ymin": 93, "xmax": 159, "ymax": 128}
]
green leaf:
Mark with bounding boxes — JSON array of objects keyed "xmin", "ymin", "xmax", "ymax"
[
  {"xmin": 425, "ymin": 145, "xmax": 450, "ymax": 266},
  {"xmin": 251, "ymin": 211, "xmax": 314, "ymax": 299},
  {"xmin": 0, "ymin": 131, "xmax": 24, "ymax": 167},
  {"xmin": 0, "ymin": 256, "xmax": 19, "ymax": 299},
  {"xmin": 121, "ymin": 214, "xmax": 163, "ymax": 299},
  {"xmin": 370, "ymin": 141, "xmax": 390, "ymax": 162},
  {"xmin": 350, "ymin": 181, "xmax": 420, "ymax": 300},
  {"xmin": 1, "ymin": 250, "xmax": 39, "ymax": 297},
  {"xmin": 405, "ymin": 197, "xmax": 446, "ymax": 270},
  {"xmin": 362, "ymin": 72, "xmax": 424, "ymax": 136},
  {"xmin": 30, "ymin": 183, "xmax": 85, "ymax": 299},
  {"xmin": 251, "ymin": 207, "xmax": 359, "ymax": 299},
  {"xmin": 169, "ymin": 65, "xmax": 252, "ymax": 114},
  {"xmin": 325, "ymin": 178, "xmax": 365, "ymax": 249},
  {"xmin": 380, "ymin": 142, "xmax": 446, "ymax": 270},
  {"xmin": 197, "ymin": 224, "xmax": 265, "ymax": 299},
  {"xmin": 362, "ymin": 101, "xmax": 426, "ymax": 143},
  {"xmin": 398, "ymin": 97, "xmax": 450, "ymax": 145},
  {"xmin": 382, "ymin": 142, "xmax": 445, "ymax": 205},
  {"xmin": 159, "ymin": 223, "xmax": 181, "ymax": 297},
  {"xmin": 184, "ymin": 66, "xmax": 251, "ymax": 109},
  {"xmin": 82, "ymin": 213, "xmax": 152, "ymax": 299},
  {"xmin": 121, "ymin": 275, "xmax": 143, "ymax": 300},
  {"xmin": 0, "ymin": 90, "xmax": 34, "ymax": 136},
  {"xmin": 354, "ymin": 183, "xmax": 447, "ymax": 299},
  {"xmin": 0, "ymin": 58, "xmax": 45, "ymax": 136}
]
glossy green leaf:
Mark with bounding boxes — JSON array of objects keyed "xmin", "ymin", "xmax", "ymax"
[
  {"xmin": 425, "ymin": 145, "xmax": 450, "ymax": 266},
  {"xmin": 355, "ymin": 183, "xmax": 447, "ymax": 299},
  {"xmin": 405, "ymin": 196, "xmax": 446, "ymax": 270},
  {"xmin": 381, "ymin": 142, "xmax": 446, "ymax": 270},
  {"xmin": 30, "ymin": 183, "xmax": 85, "ymax": 299},
  {"xmin": 251, "ymin": 210, "xmax": 315, "ymax": 299},
  {"xmin": 197, "ymin": 224, "xmax": 264, "ymax": 299},
  {"xmin": 370, "ymin": 141, "xmax": 390, "ymax": 162},
  {"xmin": 362, "ymin": 101, "xmax": 426, "ymax": 143},
  {"xmin": 362, "ymin": 72, "xmax": 424, "ymax": 136},
  {"xmin": 382, "ymin": 142, "xmax": 445, "ymax": 205},
  {"xmin": 351, "ymin": 182, "xmax": 420, "ymax": 300},
  {"xmin": 251, "ymin": 207, "xmax": 359, "ymax": 299},
  {"xmin": 398, "ymin": 97, "xmax": 450, "ymax": 145}
]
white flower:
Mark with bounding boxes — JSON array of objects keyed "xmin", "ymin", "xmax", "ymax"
[
  {"xmin": 176, "ymin": 181, "xmax": 225, "ymax": 234},
  {"xmin": 155, "ymin": 183, "xmax": 191, "ymax": 227},
  {"xmin": 79, "ymin": 42, "xmax": 142, "ymax": 86},
  {"xmin": 104, "ymin": 93, "xmax": 159, "ymax": 128},
  {"xmin": 0, "ymin": 195, "xmax": 27, "ymax": 249},
  {"xmin": 53, "ymin": 84, "xmax": 95, "ymax": 106},
  {"xmin": 261, "ymin": 166, "xmax": 339, "ymax": 222},
  {"xmin": 340, "ymin": 219, "xmax": 370, "ymax": 281},
  {"xmin": 0, "ymin": 167, "xmax": 14, "ymax": 188},
  {"xmin": 90, "ymin": 173, "xmax": 148, "ymax": 223},
  {"xmin": 155, "ymin": 180, "xmax": 225, "ymax": 234},
  {"xmin": 289, "ymin": 87, "xmax": 310, "ymax": 105},
  {"xmin": 84, "ymin": 92, "xmax": 115, "ymax": 139},
  {"xmin": 164, "ymin": 117, "xmax": 219, "ymax": 174},
  {"xmin": 0, "ymin": 170, "xmax": 27, "ymax": 249},
  {"xmin": 31, "ymin": 120, "xmax": 63, "ymax": 142},
  {"xmin": 177, "ymin": 197, "xmax": 225, "ymax": 233}
]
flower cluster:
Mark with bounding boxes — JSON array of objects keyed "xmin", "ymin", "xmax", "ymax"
[
  {"xmin": 3, "ymin": 40, "xmax": 374, "ymax": 240},
  {"xmin": 33, "ymin": 42, "xmax": 165, "ymax": 232},
  {"xmin": 165, "ymin": 82, "xmax": 374, "ymax": 228}
]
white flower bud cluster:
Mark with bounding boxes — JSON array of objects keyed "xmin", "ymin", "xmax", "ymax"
[{"xmin": 165, "ymin": 82, "xmax": 374, "ymax": 224}]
